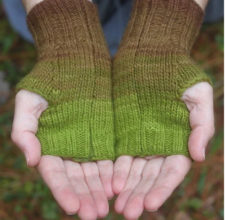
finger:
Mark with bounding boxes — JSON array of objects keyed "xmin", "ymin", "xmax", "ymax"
[
  {"xmin": 64, "ymin": 160, "xmax": 98, "ymax": 220},
  {"xmin": 82, "ymin": 162, "xmax": 109, "ymax": 218},
  {"xmin": 144, "ymin": 155, "xmax": 191, "ymax": 211},
  {"xmin": 112, "ymin": 156, "xmax": 133, "ymax": 194},
  {"xmin": 182, "ymin": 82, "xmax": 215, "ymax": 161},
  {"xmin": 38, "ymin": 156, "xmax": 80, "ymax": 215},
  {"xmin": 114, "ymin": 158, "xmax": 146, "ymax": 214},
  {"xmin": 97, "ymin": 160, "xmax": 114, "ymax": 199},
  {"xmin": 11, "ymin": 90, "xmax": 48, "ymax": 166},
  {"xmin": 123, "ymin": 157, "xmax": 164, "ymax": 220}
]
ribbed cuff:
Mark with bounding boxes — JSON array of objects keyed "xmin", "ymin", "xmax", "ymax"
[
  {"xmin": 119, "ymin": 0, "xmax": 204, "ymax": 54},
  {"xmin": 27, "ymin": 0, "xmax": 109, "ymax": 59}
]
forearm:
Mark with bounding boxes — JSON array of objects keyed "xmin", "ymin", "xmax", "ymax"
[
  {"xmin": 22, "ymin": 0, "xmax": 44, "ymax": 13},
  {"xmin": 22, "ymin": 0, "xmax": 208, "ymax": 19},
  {"xmin": 22, "ymin": 0, "xmax": 93, "ymax": 14},
  {"xmin": 194, "ymin": 0, "xmax": 208, "ymax": 10}
]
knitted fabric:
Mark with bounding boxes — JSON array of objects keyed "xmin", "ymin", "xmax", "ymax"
[
  {"xmin": 17, "ymin": 0, "xmax": 115, "ymax": 161},
  {"xmin": 113, "ymin": 0, "xmax": 211, "ymax": 158}
]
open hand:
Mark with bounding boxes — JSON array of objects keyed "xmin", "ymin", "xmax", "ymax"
[
  {"xmin": 11, "ymin": 89, "xmax": 114, "ymax": 219},
  {"xmin": 112, "ymin": 82, "xmax": 215, "ymax": 219}
]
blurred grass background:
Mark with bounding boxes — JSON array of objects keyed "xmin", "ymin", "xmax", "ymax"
[{"xmin": 0, "ymin": 1, "xmax": 223, "ymax": 220}]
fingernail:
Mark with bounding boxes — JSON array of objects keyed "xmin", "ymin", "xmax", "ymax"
[
  {"xmin": 66, "ymin": 212, "xmax": 75, "ymax": 215},
  {"xmin": 202, "ymin": 148, "xmax": 205, "ymax": 160},
  {"xmin": 25, "ymin": 152, "xmax": 30, "ymax": 165},
  {"xmin": 147, "ymin": 208, "xmax": 158, "ymax": 212}
]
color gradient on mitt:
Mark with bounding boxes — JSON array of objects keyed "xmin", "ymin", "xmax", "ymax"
[
  {"xmin": 17, "ymin": 0, "xmax": 114, "ymax": 161},
  {"xmin": 113, "ymin": 0, "xmax": 211, "ymax": 158}
]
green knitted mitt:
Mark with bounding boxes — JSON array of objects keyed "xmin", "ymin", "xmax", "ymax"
[
  {"xmin": 113, "ymin": 0, "xmax": 211, "ymax": 158},
  {"xmin": 17, "ymin": 0, "xmax": 115, "ymax": 162}
]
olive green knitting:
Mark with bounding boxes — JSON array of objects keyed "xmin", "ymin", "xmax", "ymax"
[
  {"xmin": 112, "ymin": 0, "xmax": 212, "ymax": 158},
  {"xmin": 17, "ymin": 0, "xmax": 115, "ymax": 161}
]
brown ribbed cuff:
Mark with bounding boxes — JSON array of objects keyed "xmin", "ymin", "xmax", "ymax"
[
  {"xmin": 27, "ymin": 0, "xmax": 109, "ymax": 59},
  {"xmin": 121, "ymin": 0, "xmax": 204, "ymax": 54}
]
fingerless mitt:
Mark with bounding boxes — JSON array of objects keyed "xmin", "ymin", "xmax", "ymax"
[
  {"xmin": 17, "ymin": 0, "xmax": 115, "ymax": 161},
  {"xmin": 113, "ymin": 0, "xmax": 211, "ymax": 158}
]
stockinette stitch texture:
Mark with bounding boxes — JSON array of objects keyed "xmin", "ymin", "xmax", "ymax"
[
  {"xmin": 17, "ymin": 0, "xmax": 115, "ymax": 161},
  {"xmin": 112, "ymin": 0, "xmax": 212, "ymax": 158}
]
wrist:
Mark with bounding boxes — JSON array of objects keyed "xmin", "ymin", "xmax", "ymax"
[{"xmin": 22, "ymin": 0, "xmax": 44, "ymax": 14}]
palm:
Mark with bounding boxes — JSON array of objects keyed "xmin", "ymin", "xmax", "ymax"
[
  {"xmin": 112, "ymin": 155, "xmax": 191, "ymax": 219},
  {"xmin": 38, "ymin": 155, "xmax": 113, "ymax": 219}
]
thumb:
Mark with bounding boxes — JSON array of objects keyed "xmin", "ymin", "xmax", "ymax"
[
  {"xmin": 11, "ymin": 90, "xmax": 48, "ymax": 167},
  {"xmin": 182, "ymin": 82, "xmax": 215, "ymax": 162}
]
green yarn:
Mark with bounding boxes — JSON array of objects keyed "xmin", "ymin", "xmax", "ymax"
[
  {"xmin": 38, "ymin": 100, "xmax": 114, "ymax": 161},
  {"xmin": 112, "ymin": 0, "xmax": 211, "ymax": 158},
  {"xmin": 17, "ymin": 0, "xmax": 115, "ymax": 162}
]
